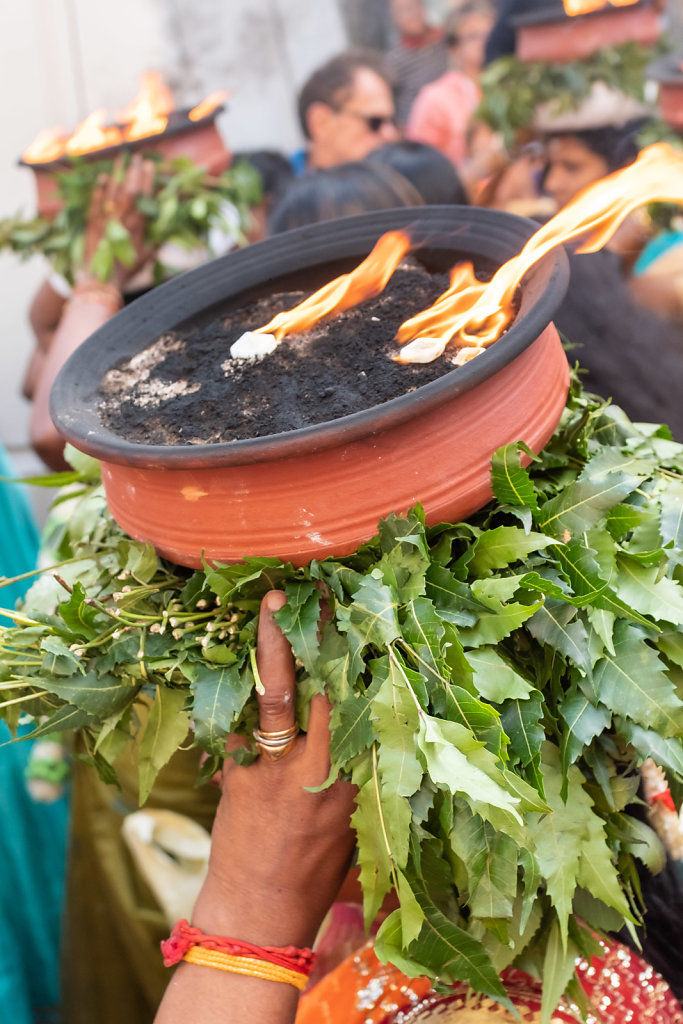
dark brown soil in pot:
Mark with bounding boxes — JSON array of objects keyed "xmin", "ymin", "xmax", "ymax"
[{"xmin": 98, "ymin": 261, "xmax": 470, "ymax": 445}]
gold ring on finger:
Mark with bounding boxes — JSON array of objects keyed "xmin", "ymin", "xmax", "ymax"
[{"xmin": 253, "ymin": 724, "xmax": 299, "ymax": 761}]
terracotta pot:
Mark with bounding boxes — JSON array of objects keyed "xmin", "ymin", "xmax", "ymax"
[
  {"xmin": 23, "ymin": 109, "xmax": 227, "ymax": 219},
  {"xmin": 51, "ymin": 207, "xmax": 570, "ymax": 568},
  {"xmin": 648, "ymin": 54, "xmax": 683, "ymax": 129},
  {"xmin": 514, "ymin": 2, "xmax": 660, "ymax": 64}
]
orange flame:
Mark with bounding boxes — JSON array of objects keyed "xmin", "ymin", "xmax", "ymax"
[
  {"xmin": 22, "ymin": 74, "xmax": 222, "ymax": 164},
  {"xmin": 563, "ymin": 0, "xmax": 638, "ymax": 13},
  {"xmin": 255, "ymin": 230, "xmax": 412, "ymax": 341},
  {"xmin": 189, "ymin": 90, "xmax": 228, "ymax": 122},
  {"xmin": 120, "ymin": 71, "xmax": 173, "ymax": 141},
  {"xmin": 65, "ymin": 110, "xmax": 122, "ymax": 156},
  {"xmin": 22, "ymin": 127, "xmax": 68, "ymax": 164},
  {"xmin": 396, "ymin": 143, "xmax": 683, "ymax": 364}
]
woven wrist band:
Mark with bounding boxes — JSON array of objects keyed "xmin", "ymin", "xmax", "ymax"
[{"xmin": 161, "ymin": 919, "xmax": 316, "ymax": 991}]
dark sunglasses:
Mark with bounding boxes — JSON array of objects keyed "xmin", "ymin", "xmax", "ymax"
[{"xmin": 336, "ymin": 108, "xmax": 397, "ymax": 133}]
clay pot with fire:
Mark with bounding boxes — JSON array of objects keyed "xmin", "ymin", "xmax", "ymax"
[
  {"xmin": 514, "ymin": 0, "xmax": 660, "ymax": 64},
  {"xmin": 49, "ymin": 144, "xmax": 683, "ymax": 569},
  {"xmin": 21, "ymin": 74, "xmax": 228, "ymax": 218},
  {"xmin": 50, "ymin": 206, "xmax": 571, "ymax": 567}
]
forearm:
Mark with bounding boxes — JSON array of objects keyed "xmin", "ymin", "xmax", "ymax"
[
  {"xmin": 30, "ymin": 282, "xmax": 121, "ymax": 469},
  {"xmin": 154, "ymin": 879, "xmax": 308, "ymax": 1024}
]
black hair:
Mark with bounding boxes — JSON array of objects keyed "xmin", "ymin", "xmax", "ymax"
[
  {"xmin": 267, "ymin": 160, "xmax": 422, "ymax": 235},
  {"xmin": 368, "ymin": 141, "xmax": 468, "ymax": 206},
  {"xmin": 620, "ymin": 854, "xmax": 683, "ymax": 1003},
  {"xmin": 297, "ymin": 49, "xmax": 394, "ymax": 140},
  {"xmin": 231, "ymin": 149, "xmax": 294, "ymax": 206},
  {"xmin": 548, "ymin": 119, "xmax": 646, "ymax": 174},
  {"xmin": 612, "ymin": 788, "xmax": 683, "ymax": 1003}
]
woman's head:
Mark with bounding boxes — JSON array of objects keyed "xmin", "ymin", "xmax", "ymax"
[
  {"xmin": 268, "ymin": 160, "xmax": 423, "ymax": 234},
  {"xmin": 444, "ymin": 1, "xmax": 494, "ymax": 78},
  {"xmin": 368, "ymin": 141, "xmax": 469, "ymax": 206},
  {"xmin": 543, "ymin": 123, "xmax": 642, "ymax": 210}
]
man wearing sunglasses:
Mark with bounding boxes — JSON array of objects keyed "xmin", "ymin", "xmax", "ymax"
[{"xmin": 294, "ymin": 49, "xmax": 399, "ymax": 173}]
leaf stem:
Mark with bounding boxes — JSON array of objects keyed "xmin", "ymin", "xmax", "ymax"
[{"xmin": 372, "ymin": 742, "xmax": 399, "ymax": 895}]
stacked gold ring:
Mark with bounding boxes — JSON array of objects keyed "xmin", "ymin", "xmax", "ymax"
[{"xmin": 253, "ymin": 724, "xmax": 300, "ymax": 761}]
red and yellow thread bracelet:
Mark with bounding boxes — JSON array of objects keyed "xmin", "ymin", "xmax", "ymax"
[
  {"xmin": 183, "ymin": 948, "xmax": 309, "ymax": 990},
  {"xmin": 161, "ymin": 920, "xmax": 316, "ymax": 991}
]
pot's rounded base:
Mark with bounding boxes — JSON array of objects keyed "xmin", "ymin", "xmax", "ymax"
[{"xmin": 100, "ymin": 323, "xmax": 569, "ymax": 569}]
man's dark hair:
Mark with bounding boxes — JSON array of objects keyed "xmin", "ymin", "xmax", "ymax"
[{"xmin": 297, "ymin": 49, "xmax": 394, "ymax": 139}]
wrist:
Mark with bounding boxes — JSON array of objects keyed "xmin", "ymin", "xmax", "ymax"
[
  {"xmin": 71, "ymin": 275, "xmax": 123, "ymax": 311},
  {"xmin": 192, "ymin": 875, "xmax": 323, "ymax": 949}
]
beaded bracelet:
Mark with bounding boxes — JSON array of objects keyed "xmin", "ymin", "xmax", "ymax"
[{"xmin": 161, "ymin": 920, "xmax": 316, "ymax": 991}]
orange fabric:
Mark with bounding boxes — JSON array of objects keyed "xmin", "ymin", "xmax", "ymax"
[
  {"xmin": 406, "ymin": 70, "xmax": 481, "ymax": 167},
  {"xmin": 296, "ymin": 943, "xmax": 431, "ymax": 1024},
  {"xmin": 296, "ymin": 940, "xmax": 683, "ymax": 1024}
]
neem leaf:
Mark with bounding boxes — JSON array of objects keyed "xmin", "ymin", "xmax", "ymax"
[
  {"xmin": 490, "ymin": 443, "xmax": 538, "ymax": 511},
  {"xmin": 351, "ymin": 766, "xmax": 396, "ymax": 927},
  {"xmin": 500, "ymin": 692, "xmax": 545, "ymax": 771},
  {"xmin": 540, "ymin": 918, "xmax": 581, "ymax": 1024},
  {"xmin": 466, "ymin": 647, "xmax": 533, "ymax": 702},
  {"xmin": 407, "ymin": 866, "xmax": 514, "ymax": 1010},
  {"xmin": 591, "ymin": 621, "xmax": 683, "ymax": 736},
  {"xmin": 336, "ymin": 572, "xmax": 401, "ymax": 679},
  {"xmin": 553, "ymin": 540, "xmax": 651, "ymax": 627},
  {"xmin": 275, "ymin": 580, "xmax": 321, "ymax": 673},
  {"xmin": 419, "ymin": 715, "xmax": 522, "ymax": 821},
  {"xmin": 615, "ymin": 554, "xmax": 683, "ymax": 625},
  {"xmin": 558, "ymin": 688, "xmax": 612, "ymax": 771},
  {"xmin": 39, "ymin": 669, "xmax": 138, "ymax": 718},
  {"xmin": 138, "ymin": 686, "xmax": 191, "ymax": 803},
  {"xmin": 25, "ymin": 702, "xmax": 95, "ymax": 738},
  {"xmin": 424, "ymin": 564, "xmax": 480, "ymax": 626},
  {"xmin": 204, "ymin": 556, "xmax": 290, "ymax": 603},
  {"xmin": 58, "ymin": 582, "xmax": 101, "ymax": 640},
  {"xmin": 529, "ymin": 747, "xmax": 594, "ymax": 943},
  {"xmin": 659, "ymin": 479, "xmax": 683, "ymax": 558},
  {"xmin": 527, "ymin": 600, "xmax": 591, "ymax": 674},
  {"xmin": 372, "ymin": 655, "xmax": 423, "ymax": 802},
  {"xmin": 459, "ymin": 578, "xmax": 541, "ymax": 648},
  {"xmin": 453, "ymin": 814, "xmax": 518, "ymax": 920},
  {"xmin": 467, "ymin": 527, "xmax": 555, "ymax": 576},
  {"xmin": 328, "ymin": 694, "xmax": 373, "ymax": 776},
  {"xmin": 536, "ymin": 450, "xmax": 654, "ymax": 538},
  {"xmin": 191, "ymin": 663, "xmax": 252, "ymax": 755},
  {"xmin": 618, "ymin": 718, "xmax": 683, "ymax": 781}
]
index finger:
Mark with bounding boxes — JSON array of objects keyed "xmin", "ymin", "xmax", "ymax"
[{"xmin": 255, "ymin": 590, "xmax": 296, "ymax": 734}]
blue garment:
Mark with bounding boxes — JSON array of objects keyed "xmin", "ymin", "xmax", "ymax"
[
  {"xmin": 0, "ymin": 447, "xmax": 39, "ymax": 606},
  {"xmin": 633, "ymin": 230, "xmax": 683, "ymax": 276},
  {"xmin": 0, "ymin": 447, "xmax": 68, "ymax": 1023},
  {"xmin": 289, "ymin": 147, "xmax": 308, "ymax": 176}
]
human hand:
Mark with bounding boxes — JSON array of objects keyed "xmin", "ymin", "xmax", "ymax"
[
  {"xmin": 80, "ymin": 152, "xmax": 156, "ymax": 291},
  {"xmin": 192, "ymin": 590, "xmax": 357, "ymax": 949}
]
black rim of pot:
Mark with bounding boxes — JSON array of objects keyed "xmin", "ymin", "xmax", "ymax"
[
  {"xmin": 19, "ymin": 105, "xmax": 226, "ymax": 173},
  {"xmin": 51, "ymin": 205, "xmax": 570, "ymax": 469}
]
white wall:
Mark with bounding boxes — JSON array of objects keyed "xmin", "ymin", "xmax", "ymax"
[{"xmin": 0, "ymin": 0, "xmax": 346, "ymax": 500}]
